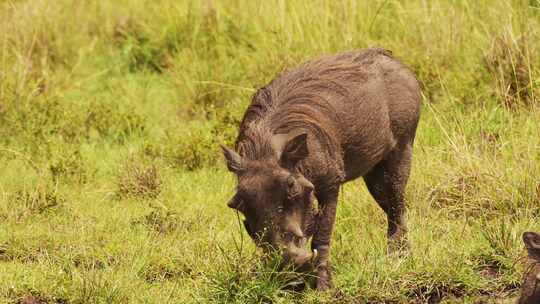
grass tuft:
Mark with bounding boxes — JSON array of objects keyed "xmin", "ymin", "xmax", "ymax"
[
  {"xmin": 485, "ymin": 28, "xmax": 538, "ymax": 109},
  {"xmin": 2, "ymin": 183, "xmax": 64, "ymax": 221},
  {"xmin": 131, "ymin": 205, "xmax": 181, "ymax": 235},
  {"xmin": 117, "ymin": 157, "xmax": 161, "ymax": 199}
]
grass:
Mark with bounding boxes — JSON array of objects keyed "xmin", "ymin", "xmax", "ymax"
[{"xmin": 0, "ymin": 0, "xmax": 539, "ymax": 303}]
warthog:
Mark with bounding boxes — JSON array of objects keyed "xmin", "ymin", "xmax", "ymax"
[
  {"xmin": 519, "ymin": 231, "xmax": 540, "ymax": 304},
  {"xmin": 221, "ymin": 48, "xmax": 421, "ymax": 289}
]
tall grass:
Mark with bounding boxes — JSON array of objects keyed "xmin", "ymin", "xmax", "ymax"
[{"xmin": 0, "ymin": 0, "xmax": 539, "ymax": 302}]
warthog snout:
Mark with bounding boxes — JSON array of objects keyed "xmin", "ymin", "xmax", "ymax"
[
  {"xmin": 284, "ymin": 245, "xmax": 312, "ymax": 266},
  {"xmin": 281, "ymin": 239, "xmax": 318, "ymax": 270}
]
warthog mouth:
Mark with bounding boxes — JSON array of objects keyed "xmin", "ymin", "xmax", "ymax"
[{"xmin": 280, "ymin": 246, "xmax": 318, "ymax": 271}]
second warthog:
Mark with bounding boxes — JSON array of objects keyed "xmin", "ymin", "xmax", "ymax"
[
  {"xmin": 519, "ymin": 231, "xmax": 540, "ymax": 304},
  {"xmin": 221, "ymin": 48, "xmax": 421, "ymax": 289}
]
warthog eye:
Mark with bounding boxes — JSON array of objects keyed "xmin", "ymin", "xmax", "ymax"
[{"xmin": 282, "ymin": 231, "xmax": 295, "ymax": 243}]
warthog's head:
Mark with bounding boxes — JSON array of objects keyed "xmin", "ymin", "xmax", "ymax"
[
  {"xmin": 221, "ymin": 132, "xmax": 318, "ymax": 268},
  {"xmin": 519, "ymin": 231, "xmax": 540, "ymax": 304}
]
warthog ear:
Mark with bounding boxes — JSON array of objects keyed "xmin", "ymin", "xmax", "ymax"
[
  {"xmin": 227, "ymin": 194, "xmax": 244, "ymax": 211},
  {"xmin": 523, "ymin": 231, "xmax": 540, "ymax": 256},
  {"xmin": 221, "ymin": 145, "xmax": 244, "ymax": 173},
  {"xmin": 272, "ymin": 132, "xmax": 309, "ymax": 168},
  {"xmin": 523, "ymin": 232, "xmax": 540, "ymax": 249}
]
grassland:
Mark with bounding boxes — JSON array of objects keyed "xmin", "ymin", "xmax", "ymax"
[{"xmin": 0, "ymin": 0, "xmax": 539, "ymax": 303}]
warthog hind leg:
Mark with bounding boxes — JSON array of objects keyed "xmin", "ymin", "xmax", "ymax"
[{"xmin": 363, "ymin": 142, "xmax": 413, "ymax": 254}]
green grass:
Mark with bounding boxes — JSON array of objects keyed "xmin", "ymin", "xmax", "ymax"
[{"xmin": 1, "ymin": 0, "xmax": 540, "ymax": 303}]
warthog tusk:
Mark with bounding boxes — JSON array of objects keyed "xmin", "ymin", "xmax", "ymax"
[{"xmin": 312, "ymin": 249, "xmax": 318, "ymax": 262}]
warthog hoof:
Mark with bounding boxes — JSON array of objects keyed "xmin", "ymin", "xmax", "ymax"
[
  {"xmin": 314, "ymin": 265, "xmax": 332, "ymax": 291},
  {"xmin": 387, "ymin": 235, "xmax": 410, "ymax": 256}
]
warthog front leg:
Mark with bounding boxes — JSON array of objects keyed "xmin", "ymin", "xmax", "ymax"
[{"xmin": 311, "ymin": 189, "xmax": 339, "ymax": 290}]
